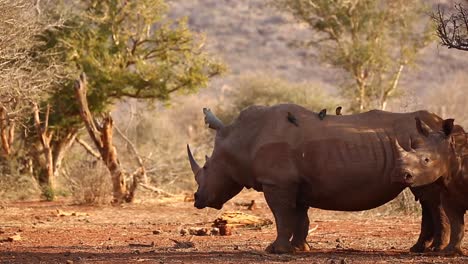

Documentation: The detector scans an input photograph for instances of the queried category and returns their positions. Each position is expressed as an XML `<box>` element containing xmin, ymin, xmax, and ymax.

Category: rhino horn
<box><xmin>203</xmin><ymin>108</ymin><xmax>224</xmax><ymax>131</ymax></box>
<box><xmin>187</xmin><ymin>144</ymin><xmax>200</xmax><ymax>175</ymax></box>
<box><xmin>395</xmin><ymin>138</ymin><xmax>408</xmax><ymax>155</ymax></box>
<box><xmin>415</xmin><ymin>117</ymin><xmax>433</xmax><ymax>137</ymax></box>
<box><xmin>408</xmin><ymin>137</ymin><xmax>416</xmax><ymax>153</ymax></box>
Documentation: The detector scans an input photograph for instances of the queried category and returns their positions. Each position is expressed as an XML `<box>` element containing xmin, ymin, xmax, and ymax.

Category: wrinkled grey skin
<box><xmin>409</xmin><ymin>124</ymin><xmax>467</xmax><ymax>256</ymax></box>
<box><xmin>188</xmin><ymin>104</ymin><xmax>458</xmax><ymax>254</ymax></box>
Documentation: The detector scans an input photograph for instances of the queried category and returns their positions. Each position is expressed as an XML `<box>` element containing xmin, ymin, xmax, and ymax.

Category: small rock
<box><xmin>336</xmin><ymin>238</ymin><xmax>343</xmax><ymax>243</ymax></box>
<box><xmin>64</xmin><ymin>251</ymin><xmax>71</xmax><ymax>256</ymax></box>
<box><xmin>153</xmin><ymin>230</ymin><xmax>163</xmax><ymax>235</ymax></box>
<box><xmin>233</xmin><ymin>245</ymin><xmax>240</xmax><ymax>250</ymax></box>
<box><xmin>179</xmin><ymin>228</ymin><xmax>188</xmax><ymax>236</ymax></box>
<box><xmin>7</xmin><ymin>234</ymin><xmax>21</xmax><ymax>242</ymax></box>
<box><xmin>189</xmin><ymin>227</ymin><xmax>209</xmax><ymax>236</ymax></box>
<box><xmin>210</xmin><ymin>228</ymin><xmax>219</xmax><ymax>236</ymax></box>
<box><xmin>132</xmin><ymin>249</ymin><xmax>141</xmax><ymax>254</ymax></box>
<box><xmin>247</xmin><ymin>200</ymin><xmax>256</xmax><ymax>210</ymax></box>
<box><xmin>66</xmin><ymin>260</ymin><xmax>73</xmax><ymax>264</ymax></box>
<box><xmin>218</xmin><ymin>224</ymin><xmax>232</xmax><ymax>236</ymax></box>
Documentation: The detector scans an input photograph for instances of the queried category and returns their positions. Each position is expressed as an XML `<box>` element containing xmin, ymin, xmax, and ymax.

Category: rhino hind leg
<box><xmin>441</xmin><ymin>204</ymin><xmax>465</xmax><ymax>256</ymax></box>
<box><xmin>263</xmin><ymin>185</ymin><xmax>299</xmax><ymax>254</ymax></box>
<box><xmin>291</xmin><ymin>205</ymin><xmax>311</xmax><ymax>252</ymax></box>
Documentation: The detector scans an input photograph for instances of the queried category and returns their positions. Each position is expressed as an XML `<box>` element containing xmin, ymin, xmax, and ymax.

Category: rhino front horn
<box><xmin>187</xmin><ymin>144</ymin><xmax>200</xmax><ymax>175</ymax></box>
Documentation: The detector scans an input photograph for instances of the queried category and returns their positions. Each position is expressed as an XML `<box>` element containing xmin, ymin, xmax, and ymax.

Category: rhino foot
<box><xmin>410</xmin><ymin>239</ymin><xmax>435</xmax><ymax>253</ymax></box>
<box><xmin>410</xmin><ymin>243</ymin><xmax>430</xmax><ymax>253</ymax></box>
<box><xmin>265</xmin><ymin>241</ymin><xmax>295</xmax><ymax>254</ymax></box>
<box><xmin>292</xmin><ymin>241</ymin><xmax>311</xmax><ymax>252</ymax></box>
<box><xmin>441</xmin><ymin>246</ymin><xmax>464</xmax><ymax>256</ymax></box>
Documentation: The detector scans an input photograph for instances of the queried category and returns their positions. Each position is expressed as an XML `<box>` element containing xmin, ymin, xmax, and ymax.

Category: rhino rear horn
<box><xmin>203</xmin><ymin>108</ymin><xmax>224</xmax><ymax>131</ymax></box>
<box><xmin>187</xmin><ymin>144</ymin><xmax>200</xmax><ymax>175</ymax></box>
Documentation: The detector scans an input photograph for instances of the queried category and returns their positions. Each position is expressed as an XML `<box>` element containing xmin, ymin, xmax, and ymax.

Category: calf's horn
<box><xmin>395</xmin><ymin>138</ymin><xmax>408</xmax><ymax>154</ymax></box>
<box><xmin>187</xmin><ymin>144</ymin><xmax>200</xmax><ymax>175</ymax></box>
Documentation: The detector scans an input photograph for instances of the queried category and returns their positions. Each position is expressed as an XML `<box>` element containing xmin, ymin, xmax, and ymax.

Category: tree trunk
<box><xmin>33</xmin><ymin>103</ymin><xmax>55</xmax><ymax>200</ymax></box>
<box><xmin>101</xmin><ymin>116</ymin><xmax>129</xmax><ymax>204</ymax></box>
<box><xmin>74</xmin><ymin>73</ymin><xmax>137</xmax><ymax>204</ymax></box>
<box><xmin>52</xmin><ymin>130</ymin><xmax>78</xmax><ymax>179</ymax></box>
<box><xmin>0</xmin><ymin>106</ymin><xmax>15</xmax><ymax>156</ymax></box>
<box><xmin>356</xmin><ymin>76</ymin><xmax>366</xmax><ymax>112</ymax></box>
<box><xmin>379</xmin><ymin>64</ymin><xmax>404</xmax><ymax>110</ymax></box>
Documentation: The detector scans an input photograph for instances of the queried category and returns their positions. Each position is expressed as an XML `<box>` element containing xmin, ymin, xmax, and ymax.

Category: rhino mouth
<box><xmin>194</xmin><ymin>200</ymin><xmax>223</xmax><ymax>210</ymax></box>
<box><xmin>210</xmin><ymin>203</ymin><xmax>223</xmax><ymax>210</ymax></box>
<box><xmin>390</xmin><ymin>166</ymin><xmax>415</xmax><ymax>185</ymax></box>
<box><xmin>194</xmin><ymin>200</ymin><xmax>206</xmax><ymax>209</ymax></box>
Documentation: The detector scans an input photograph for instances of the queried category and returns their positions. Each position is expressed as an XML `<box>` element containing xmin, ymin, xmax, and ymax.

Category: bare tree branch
<box><xmin>75</xmin><ymin>137</ymin><xmax>101</xmax><ymax>159</ymax></box>
<box><xmin>114</xmin><ymin>124</ymin><xmax>148</xmax><ymax>184</ymax></box>
<box><xmin>433</xmin><ymin>4</ymin><xmax>468</xmax><ymax>51</ymax></box>
<box><xmin>139</xmin><ymin>183</ymin><xmax>176</xmax><ymax>197</ymax></box>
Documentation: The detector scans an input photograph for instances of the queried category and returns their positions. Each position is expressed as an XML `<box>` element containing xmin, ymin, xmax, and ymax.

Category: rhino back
<box><xmin>216</xmin><ymin>104</ymin><xmax>450</xmax><ymax>210</ymax></box>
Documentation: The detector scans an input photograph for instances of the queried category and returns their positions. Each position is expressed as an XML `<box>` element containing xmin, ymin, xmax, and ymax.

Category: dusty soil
<box><xmin>0</xmin><ymin>190</ymin><xmax>467</xmax><ymax>264</ymax></box>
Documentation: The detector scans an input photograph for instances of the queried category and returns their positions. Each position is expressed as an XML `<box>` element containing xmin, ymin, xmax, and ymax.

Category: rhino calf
<box><xmin>410</xmin><ymin>128</ymin><xmax>467</xmax><ymax>255</ymax></box>
<box><xmin>188</xmin><ymin>104</ymin><xmax>457</xmax><ymax>253</ymax></box>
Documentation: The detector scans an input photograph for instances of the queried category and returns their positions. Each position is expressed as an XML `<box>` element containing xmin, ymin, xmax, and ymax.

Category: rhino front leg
<box><xmin>430</xmin><ymin>203</ymin><xmax>450</xmax><ymax>252</ymax></box>
<box><xmin>410</xmin><ymin>186</ymin><xmax>450</xmax><ymax>253</ymax></box>
<box><xmin>263</xmin><ymin>185</ymin><xmax>298</xmax><ymax>254</ymax></box>
<box><xmin>410</xmin><ymin>201</ymin><xmax>435</xmax><ymax>252</ymax></box>
<box><xmin>291</xmin><ymin>205</ymin><xmax>311</xmax><ymax>252</ymax></box>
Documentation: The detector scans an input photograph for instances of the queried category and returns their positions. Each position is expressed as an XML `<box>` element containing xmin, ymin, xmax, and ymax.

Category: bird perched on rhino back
<box><xmin>287</xmin><ymin>112</ymin><xmax>299</xmax><ymax>127</ymax></box>
<box><xmin>336</xmin><ymin>106</ymin><xmax>342</xmax><ymax>115</ymax></box>
<box><xmin>318</xmin><ymin>109</ymin><xmax>327</xmax><ymax>120</ymax></box>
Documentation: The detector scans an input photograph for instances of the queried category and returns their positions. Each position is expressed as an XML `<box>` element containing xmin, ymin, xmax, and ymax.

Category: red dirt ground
<box><xmin>0</xmin><ymin>190</ymin><xmax>467</xmax><ymax>264</ymax></box>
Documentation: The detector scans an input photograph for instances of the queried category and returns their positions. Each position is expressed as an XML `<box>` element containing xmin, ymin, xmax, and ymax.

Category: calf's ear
<box><xmin>415</xmin><ymin>117</ymin><xmax>433</xmax><ymax>137</ymax></box>
<box><xmin>442</xmin><ymin>118</ymin><xmax>455</xmax><ymax>136</ymax></box>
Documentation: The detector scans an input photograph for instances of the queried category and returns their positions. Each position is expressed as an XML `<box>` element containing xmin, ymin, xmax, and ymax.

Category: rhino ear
<box><xmin>415</xmin><ymin>117</ymin><xmax>433</xmax><ymax>137</ymax></box>
<box><xmin>442</xmin><ymin>118</ymin><xmax>455</xmax><ymax>136</ymax></box>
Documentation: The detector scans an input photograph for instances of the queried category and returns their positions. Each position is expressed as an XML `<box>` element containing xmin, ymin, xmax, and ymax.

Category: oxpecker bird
<box><xmin>318</xmin><ymin>109</ymin><xmax>327</xmax><ymax>120</ymax></box>
<box><xmin>287</xmin><ymin>112</ymin><xmax>299</xmax><ymax>127</ymax></box>
<box><xmin>336</xmin><ymin>106</ymin><xmax>342</xmax><ymax>115</ymax></box>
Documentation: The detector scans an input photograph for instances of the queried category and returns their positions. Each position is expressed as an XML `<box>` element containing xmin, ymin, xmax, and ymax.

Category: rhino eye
<box><xmin>424</xmin><ymin>157</ymin><xmax>430</xmax><ymax>164</ymax></box>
